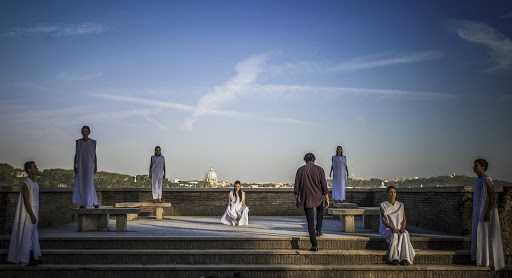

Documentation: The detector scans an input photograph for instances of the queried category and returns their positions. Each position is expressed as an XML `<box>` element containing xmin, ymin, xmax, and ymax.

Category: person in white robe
<box><xmin>329</xmin><ymin>146</ymin><xmax>348</xmax><ymax>202</ymax></box>
<box><xmin>221</xmin><ymin>181</ymin><xmax>249</xmax><ymax>226</ymax></box>
<box><xmin>149</xmin><ymin>146</ymin><xmax>165</xmax><ymax>203</ymax></box>
<box><xmin>379</xmin><ymin>185</ymin><xmax>415</xmax><ymax>265</ymax></box>
<box><xmin>8</xmin><ymin>161</ymin><xmax>42</xmax><ymax>266</ymax></box>
<box><xmin>471</xmin><ymin>159</ymin><xmax>505</xmax><ymax>271</ymax></box>
<box><xmin>72</xmin><ymin>125</ymin><xmax>99</xmax><ymax>208</ymax></box>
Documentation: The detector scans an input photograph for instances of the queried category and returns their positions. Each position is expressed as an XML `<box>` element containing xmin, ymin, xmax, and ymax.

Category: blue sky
<box><xmin>1</xmin><ymin>1</ymin><xmax>511</xmax><ymax>182</ymax></box>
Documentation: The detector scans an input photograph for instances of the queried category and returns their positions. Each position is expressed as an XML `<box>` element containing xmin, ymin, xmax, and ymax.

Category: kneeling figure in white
<box><xmin>221</xmin><ymin>181</ymin><xmax>249</xmax><ymax>226</ymax></box>
<box><xmin>379</xmin><ymin>186</ymin><xmax>415</xmax><ymax>265</ymax></box>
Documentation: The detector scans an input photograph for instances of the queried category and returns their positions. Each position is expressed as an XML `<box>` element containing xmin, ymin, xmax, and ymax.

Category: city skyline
<box><xmin>1</xmin><ymin>1</ymin><xmax>511</xmax><ymax>183</ymax></box>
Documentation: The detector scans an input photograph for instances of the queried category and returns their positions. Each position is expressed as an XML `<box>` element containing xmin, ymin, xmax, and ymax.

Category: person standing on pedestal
<box><xmin>8</xmin><ymin>161</ymin><xmax>42</xmax><ymax>266</ymax></box>
<box><xmin>72</xmin><ymin>125</ymin><xmax>99</xmax><ymax>208</ymax></box>
<box><xmin>329</xmin><ymin>146</ymin><xmax>348</xmax><ymax>203</ymax></box>
<box><xmin>149</xmin><ymin>146</ymin><xmax>165</xmax><ymax>203</ymax></box>
<box><xmin>471</xmin><ymin>159</ymin><xmax>505</xmax><ymax>271</ymax></box>
<box><xmin>294</xmin><ymin>153</ymin><xmax>329</xmax><ymax>251</ymax></box>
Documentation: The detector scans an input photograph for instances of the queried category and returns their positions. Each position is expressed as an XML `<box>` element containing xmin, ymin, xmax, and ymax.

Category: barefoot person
<box><xmin>149</xmin><ymin>146</ymin><xmax>166</xmax><ymax>203</ymax></box>
<box><xmin>329</xmin><ymin>146</ymin><xmax>348</xmax><ymax>202</ymax></box>
<box><xmin>471</xmin><ymin>159</ymin><xmax>505</xmax><ymax>270</ymax></box>
<box><xmin>379</xmin><ymin>186</ymin><xmax>415</xmax><ymax>265</ymax></box>
<box><xmin>8</xmin><ymin>161</ymin><xmax>42</xmax><ymax>266</ymax></box>
<box><xmin>72</xmin><ymin>125</ymin><xmax>99</xmax><ymax>208</ymax></box>
<box><xmin>221</xmin><ymin>181</ymin><xmax>249</xmax><ymax>225</ymax></box>
<box><xmin>294</xmin><ymin>153</ymin><xmax>329</xmax><ymax>251</ymax></box>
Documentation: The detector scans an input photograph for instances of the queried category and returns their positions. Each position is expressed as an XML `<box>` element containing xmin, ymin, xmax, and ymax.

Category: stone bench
<box><xmin>115</xmin><ymin>202</ymin><xmax>171</xmax><ymax>220</ymax></box>
<box><xmin>328</xmin><ymin>207</ymin><xmax>380</xmax><ymax>232</ymax></box>
<box><xmin>74</xmin><ymin>206</ymin><xmax>140</xmax><ymax>232</ymax></box>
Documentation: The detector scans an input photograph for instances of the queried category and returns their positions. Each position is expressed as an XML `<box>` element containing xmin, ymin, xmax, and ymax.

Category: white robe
<box><xmin>471</xmin><ymin>176</ymin><xmax>505</xmax><ymax>270</ymax></box>
<box><xmin>221</xmin><ymin>191</ymin><xmax>249</xmax><ymax>226</ymax></box>
<box><xmin>151</xmin><ymin>155</ymin><xmax>165</xmax><ymax>199</ymax></box>
<box><xmin>8</xmin><ymin>178</ymin><xmax>41</xmax><ymax>265</ymax></box>
<box><xmin>73</xmin><ymin>138</ymin><xmax>98</xmax><ymax>206</ymax></box>
<box><xmin>379</xmin><ymin>201</ymin><xmax>415</xmax><ymax>264</ymax></box>
<box><xmin>332</xmin><ymin>155</ymin><xmax>346</xmax><ymax>201</ymax></box>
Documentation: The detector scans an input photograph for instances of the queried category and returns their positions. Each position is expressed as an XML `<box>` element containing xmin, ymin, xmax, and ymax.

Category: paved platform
<box><xmin>32</xmin><ymin>216</ymin><xmax>465</xmax><ymax>240</ymax></box>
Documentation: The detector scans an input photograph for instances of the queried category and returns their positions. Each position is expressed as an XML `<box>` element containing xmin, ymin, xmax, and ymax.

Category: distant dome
<box><xmin>205</xmin><ymin>167</ymin><xmax>218</xmax><ymax>186</ymax></box>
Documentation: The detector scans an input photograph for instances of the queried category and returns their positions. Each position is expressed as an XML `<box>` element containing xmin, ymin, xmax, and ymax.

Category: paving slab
<box><xmin>25</xmin><ymin>216</ymin><xmax>465</xmax><ymax>240</ymax></box>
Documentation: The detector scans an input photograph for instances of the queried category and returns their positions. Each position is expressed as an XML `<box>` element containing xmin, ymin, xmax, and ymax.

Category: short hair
<box><xmin>234</xmin><ymin>180</ymin><xmax>241</xmax><ymax>185</ymax></box>
<box><xmin>81</xmin><ymin>125</ymin><xmax>91</xmax><ymax>132</ymax></box>
<box><xmin>386</xmin><ymin>185</ymin><xmax>396</xmax><ymax>193</ymax></box>
<box><xmin>474</xmin><ymin>159</ymin><xmax>488</xmax><ymax>171</ymax></box>
<box><xmin>24</xmin><ymin>161</ymin><xmax>35</xmax><ymax>174</ymax></box>
<box><xmin>304</xmin><ymin>153</ymin><xmax>315</xmax><ymax>162</ymax></box>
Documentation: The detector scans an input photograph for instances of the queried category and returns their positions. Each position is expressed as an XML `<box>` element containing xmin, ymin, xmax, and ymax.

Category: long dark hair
<box><xmin>154</xmin><ymin>146</ymin><xmax>161</xmax><ymax>156</ymax></box>
<box><xmin>233</xmin><ymin>180</ymin><xmax>243</xmax><ymax>202</ymax></box>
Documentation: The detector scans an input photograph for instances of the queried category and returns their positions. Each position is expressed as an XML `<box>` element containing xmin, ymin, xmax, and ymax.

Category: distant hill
<box><xmin>0</xmin><ymin>163</ymin><xmax>180</xmax><ymax>188</ymax></box>
<box><xmin>0</xmin><ymin>163</ymin><xmax>510</xmax><ymax>189</ymax></box>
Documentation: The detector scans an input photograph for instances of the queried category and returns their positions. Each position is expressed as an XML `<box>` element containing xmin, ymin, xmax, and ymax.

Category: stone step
<box><xmin>0</xmin><ymin>236</ymin><xmax>470</xmax><ymax>250</ymax></box>
<box><xmin>0</xmin><ymin>249</ymin><xmax>473</xmax><ymax>265</ymax></box>
<box><xmin>1</xmin><ymin>263</ymin><xmax>508</xmax><ymax>278</ymax></box>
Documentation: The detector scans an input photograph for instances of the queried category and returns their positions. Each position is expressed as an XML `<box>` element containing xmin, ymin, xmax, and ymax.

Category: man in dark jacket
<box><xmin>294</xmin><ymin>153</ymin><xmax>329</xmax><ymax>251</ymax></box>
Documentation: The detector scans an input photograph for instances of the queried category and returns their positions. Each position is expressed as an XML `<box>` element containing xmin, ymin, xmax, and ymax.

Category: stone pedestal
<box><xmin>340</xmin><ymin>215</ymin><xmax>355</xmax><ymax>232</ymax></box>
<box><xmin>78</xmin><ymin>214</ymin><xmax>109</xmax><ymax>232</ymax></box>
<box><xmin>156</xmin><ymin>207</ymin><xmax>164</xmax><ymax>220</ymax></box>
<box><xmin>115</xmin><ymin>215</ymin><xmax>128</xmax><ymax>232</ymax></box>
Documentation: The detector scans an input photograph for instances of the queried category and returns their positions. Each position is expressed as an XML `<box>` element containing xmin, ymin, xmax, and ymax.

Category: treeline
<box><xmin>0</xmin><ymin>163</ymin><xmax>510</xmax><ymax>188</ymax></box>
<box><xmin>0</xmin><ymin>163</ymin><xmax>182</xmax><ymax>188</ymax></box>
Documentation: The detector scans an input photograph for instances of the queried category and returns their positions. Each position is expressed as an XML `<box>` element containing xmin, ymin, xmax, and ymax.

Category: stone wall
<box><xmin>0</xmin><ymin>186</ymin><xmax>510</xmax><ymax>251</ymax></box>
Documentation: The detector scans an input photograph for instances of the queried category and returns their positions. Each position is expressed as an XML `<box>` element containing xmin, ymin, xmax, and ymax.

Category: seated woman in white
<box><xmin>221</xmin><ymin>181</ymin><xmax>249</xmax><ymax>226</ymax></box>
<box><xmin>379</xmin><ymin>185</ymin><xmax>415</xmax><ymax>265</ymax></box>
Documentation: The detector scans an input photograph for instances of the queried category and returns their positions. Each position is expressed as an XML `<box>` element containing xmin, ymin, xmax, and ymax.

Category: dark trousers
<box><xmin>304</xmin><ymin>202</ymin><xmax>323</xmax><ymax>247</ymax></box>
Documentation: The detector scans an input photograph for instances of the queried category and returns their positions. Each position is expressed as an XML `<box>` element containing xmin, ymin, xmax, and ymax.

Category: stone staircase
<box><xmin>0</xmin><ymin>236</ymin><xmax>510</xmax><ymax>278</ymax></box>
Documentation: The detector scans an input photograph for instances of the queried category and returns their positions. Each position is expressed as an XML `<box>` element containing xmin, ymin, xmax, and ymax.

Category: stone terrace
<box><xmin>0</xmin><ymin>186</ymin><xmax>511</xmax><ymax>277</ymax></box>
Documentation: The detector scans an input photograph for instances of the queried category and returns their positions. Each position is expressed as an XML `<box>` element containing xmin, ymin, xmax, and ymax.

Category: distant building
<box><xmin>204</xmin><ymin>167</ymin><xmax>218</xmax><ymax>188</ymax></box>
<box><xmin>16</xmin><ymin>171</ymin><xmax>28</xmax><ymax>178</ymax></box>
<box><xmin>169</xmin><ymin>178</ymin><xmax>180</xmax><ymax>183</ymax></box>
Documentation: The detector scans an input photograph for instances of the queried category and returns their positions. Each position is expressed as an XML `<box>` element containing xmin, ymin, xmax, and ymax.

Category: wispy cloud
<box><xmin>268</xmin><ymin>51</ymin><xmax>443</xmax><ymax>74</ymax></box>
<box><xmin>499</xmin><ymin>12</ymin><xmax>512</xmax><ymax>19</ymax></box>
<box><xmin>94</xmin><ymin>53</ymin><xmax>454</xmax><ymax>130</ymax></box>
<box><xmin>332</xmin><ymin>51</ymin><xmax>443</xmax><ymax>71</ymax></box>
<box><xmin>183</xmin><ymin>53</ymin><xmax>269</xmax><ymax>130</ymax></box>
<box><xmin>2</xmin><ymin>23</ymin><xmax>109</xmax><ymax>39</ymax></box>
<box><xmin>255</xmin><ymin>84</ymin><xmax>454</xmax><ymax>99</ymax></box>
<box><xmin>57</xmin><ymin>72</ymin><xmax>104</xmax><ymax>81</ymax></box>
<box><xmin>93</xmin><ymin>94</ymin><xmax>195</xmax><ymax>112</ymax></box>
<box><xmin>0</xmin><ymin>106</ymin><xmax>92</xmax><ymax>123</ymax></box>
<box><xmin>451</xmin><ymin>20</ymin><xmax>512</xmax><ymax>71</ymax></box>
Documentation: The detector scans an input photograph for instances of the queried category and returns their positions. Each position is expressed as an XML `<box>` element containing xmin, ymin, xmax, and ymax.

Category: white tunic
<box><xmin>151</xmin><ymin>155</ymin><xmax>165</xmax><ymax>199</ymax></box>
<box><xmin>8</xmin><ymin>178</ymin><xmax>41</xmax><ymax>265</ymax></box>
<box><xmin>471</xmin><ymin>176</ymin><xmax>505</xmax><ymax>270</ymax></box>
<box><xmin>221</xmin><ymin>191</ymin><xmax>249</xmax><ymax>226</ymax></box>
<box><xmin>72</xmin><ymin>138</ymin><xmax>98</xmax><ymax>206</ymax></box>
<box><xmin>379</xmin><ymin>201</ymin><xmax>415</xmax><ymax>264</ymax></box>
<box><xmin>332</xmin><ymin>155</ymin><xmax>347</xmax><ymax>201</ymax></box>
